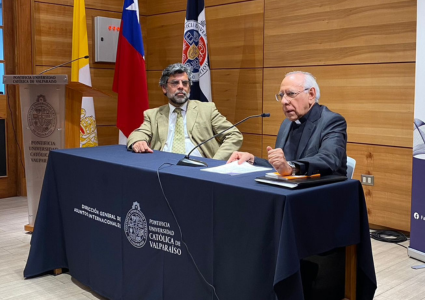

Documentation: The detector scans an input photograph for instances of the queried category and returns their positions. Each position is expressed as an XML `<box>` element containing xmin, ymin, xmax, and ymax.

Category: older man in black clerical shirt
<box><xmin>228</xmin><ymin>71</ymin><xmax>347</xmax><ymax>177</ymax></box>
<box><xmin>228</xmin><ymin>71</ymin><xmax>349</xmax><ymax>300</ymax></box>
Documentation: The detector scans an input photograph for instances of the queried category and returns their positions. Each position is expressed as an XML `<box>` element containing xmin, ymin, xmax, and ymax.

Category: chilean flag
<box><xmin>113</xmin><ymin>0</ymin><xmax>149</xmax><ymax>143</ymax></box>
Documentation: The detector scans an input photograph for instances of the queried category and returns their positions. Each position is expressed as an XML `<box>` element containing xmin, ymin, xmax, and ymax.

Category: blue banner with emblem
<box><xmin>182</xmin><ymin>0</ymin><xmax>212</xmax><ymax>102</ymax></box>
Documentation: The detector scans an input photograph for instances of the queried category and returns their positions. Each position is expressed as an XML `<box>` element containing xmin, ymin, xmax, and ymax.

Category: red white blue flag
<box><xmin>183</xmin><ymin>0</ymin><xmax>212</xmax><ymax>102</ymax></box>
<box><xmin>113</xmin><ymin>0</ymin><xmax>149</xmax><ymax>143</ymax></box>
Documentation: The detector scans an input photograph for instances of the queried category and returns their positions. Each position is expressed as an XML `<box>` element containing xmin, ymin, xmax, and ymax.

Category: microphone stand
<box><xmin>39</xmin><ymin>56</ymin><xmax>90</xmax><ymax>75</ymax></box>
<box><xmin>177</xmin><ymin>113</ymin><xmax>270</xmax><ymax>167</ymax></box>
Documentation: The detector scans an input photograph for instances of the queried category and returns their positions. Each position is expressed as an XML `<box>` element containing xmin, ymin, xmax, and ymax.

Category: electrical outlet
<box><xmin>361</xmin><ymin>175</ymin><xmax>374</xmax><ymax>186</ymax></box>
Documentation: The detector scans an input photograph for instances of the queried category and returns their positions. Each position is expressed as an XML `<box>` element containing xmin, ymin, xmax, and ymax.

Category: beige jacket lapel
<box><xmin>186</xmin><ymin>101</ymin><xmax>198</xmax><ymax>136</ymax></box>
<box><xmin>157</xmin><ymin>105</ymin><xmax>170</xmax><ymax>148</ymax></box>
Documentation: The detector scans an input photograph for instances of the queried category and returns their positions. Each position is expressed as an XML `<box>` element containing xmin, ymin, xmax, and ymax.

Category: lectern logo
<box><xmin>27</xmin><ymin>95</ymin><xmax>56</xmax><ymax>138</ymax></box>
<box><xmin>124</xmin><ymin>202</ymin><xmax>148</xmax><ymax>248</ymax></box>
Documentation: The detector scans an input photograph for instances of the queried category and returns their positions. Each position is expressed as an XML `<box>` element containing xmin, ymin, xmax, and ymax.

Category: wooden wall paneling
<box><xmin>239</xmin><ymin>133</ymin><xmax>263</xmax><ymax>158</ymax></box>
<box><xmin>207</xmin><ymin>0</ymin><xmax>256</xmax><ymax>7</ymax></box>
<box><xmin>34</xmin><ymin>0</ymin><xmax>143</xmax><ymax>14</ymax></box>
<box><xmin>35</xmin><ymin>2</ymin><xmax>122</xmax><ymax>69</ymax></box>
<box><xmin>35</xmin><ymin>3</ymin><xmax>72</xmax><ymax>68</ymax></box>
<box><xmin>313</xmin><ymin>64</ymin><xmax>415</xmax><ymax>148</ymax></box>
<box><xmin>262</xmin><ymin>135</ymin><xmax>276</xmax><ymax>159</ymax></box>
<box><xmin>147</xmin><ymin>0</ymin><xmax>253</xmax><ymax>16</ymax></box>
<box><xmin>146</xmin><ymin>0</ymin><xmax>264</xmax><ymax>70</ymax></box>
<box><xmin>147</xmin><ymin>0</ymin><xmax>186</xmax><ymax>16</ymax></box>
<box><xmin>263</xmin><ymin>68</ymin><xmax>289</xmax><ymax>137</ymax></box>
<box><xmin>34</xmin><ymin>0</ymin><xmax>73</xmax><ymax>7</ymax></box>
<box><xmin>146</xmin><ymin>11</ymin><xmax>186</xmax><ymax>70</ymax></box>
<box><xmin>90</xmin><ymin>68</ymin><xmax>118</xmax><ymax>125</ymax></box>
<box><xmin>0</xmin><ymin>96</ymin><xmax>6</xmax><ymax>118</ymax></box>
<box><xmin>0</xmin><ymin>0</ymin><xmax>19</xmax><ymax>198</ymax></box>
<box><xmin>97</xmin><ymin>125</ymin><xmax>119</xmax><ymax>145</ymax></box>
<box><xmin>206</xmin><ymin>0</ymin><xmax>263</xmax><ymax>69</ymax></box>
<box><xmin>211</xmin><ymin>69</ymin><xmax>262</xmax><ymax>134</ymax></box>
<box><xmin>347</xmin><ymin>143</ymin><xmax>412</xmax><ymax>231</ymax></box>
<box><xmin>147</xmin><ymin>71</ymin><xmax>169</xmax><ymax>108</ymax></box>
<box><xmin>263</xmin><ymin>64</ymin><xmax>415</xmax><ymax>147</ymax></box>
<box><xmin>17</xmin><ymin>0</ymin><xmax>35</xmax><ymax>74</ymax></box>
<box><xmin>139</xmin><ymin>0</ymin><xmax>148</xmax><ymax>15</ymax></box>
<box><xmin>264</xmin><ymin>0</ymin><xmax>416</xmax><ymax>67</ymax></box>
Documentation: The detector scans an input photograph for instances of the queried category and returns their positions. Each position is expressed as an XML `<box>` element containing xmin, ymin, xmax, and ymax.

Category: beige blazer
<box><xmin>127</xmin><ymin>100</ymin><xmax>243</xmax><ymax>161</ymax></box>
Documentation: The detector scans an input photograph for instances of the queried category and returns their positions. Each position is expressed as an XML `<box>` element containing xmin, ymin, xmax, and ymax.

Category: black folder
<box><xmin>255</xmin><ymin>174</ymin><xmax>347</xmax><ymax>189</ymax></box>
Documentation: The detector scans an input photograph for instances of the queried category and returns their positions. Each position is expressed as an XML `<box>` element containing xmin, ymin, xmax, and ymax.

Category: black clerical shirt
<box><xmin>283</xmin><ymin>104</ymin><xmax>321</xmax><ymax>174</ymax></box>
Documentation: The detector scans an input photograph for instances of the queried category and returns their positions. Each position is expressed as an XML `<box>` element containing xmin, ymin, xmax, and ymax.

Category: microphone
<box><xmin>38</xmin><ymin>56</ymin><xmax>89</xmax><ymax>75</ymax></box>
<box><xmin>177</xmin><ymin>113</ymin><xmax>271</xmax><ymax>167</ymax></box>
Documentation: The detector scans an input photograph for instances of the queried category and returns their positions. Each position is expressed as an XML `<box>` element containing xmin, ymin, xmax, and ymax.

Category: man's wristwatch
<box><xmin>287</xmin><ymin>161</ymin><xmax>297</xmax><ymax>176</ymax></box>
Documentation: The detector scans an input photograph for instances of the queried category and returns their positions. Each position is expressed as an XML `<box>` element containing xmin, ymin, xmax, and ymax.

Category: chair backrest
<box><xmin>346</xmin><ymin>156</ymin><xmax>356</xmax><ymax>179</ymax></box>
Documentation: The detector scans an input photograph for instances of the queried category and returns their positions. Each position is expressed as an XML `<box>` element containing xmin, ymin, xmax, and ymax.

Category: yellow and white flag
<box><xmin>71</xmin><ymin>0</ymin><xmax>98</xmax><ymax>147</ymax></box>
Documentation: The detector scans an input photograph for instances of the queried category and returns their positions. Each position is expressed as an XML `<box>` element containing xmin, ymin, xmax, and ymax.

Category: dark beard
<box><xmin>168</xmin><ymin>92</ymin><xmax>190</xmax><ymax>106</ymax></box>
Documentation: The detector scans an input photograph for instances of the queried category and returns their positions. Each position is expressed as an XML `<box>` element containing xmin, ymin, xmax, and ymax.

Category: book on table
<box><xmin>255</xmin><ymin>174</ymin><xmax>347</xmax><ymax>189</ymax></box>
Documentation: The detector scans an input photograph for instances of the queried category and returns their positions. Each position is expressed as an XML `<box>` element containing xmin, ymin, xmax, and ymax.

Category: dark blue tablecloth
<box><xmin>24</xmin><ymin>145</ymin><xmax>376</xmax><ymax>300</ymax></box>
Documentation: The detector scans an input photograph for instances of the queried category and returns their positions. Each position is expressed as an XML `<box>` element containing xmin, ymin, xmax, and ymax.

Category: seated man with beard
<box><xmin>127</xmin><ymin>63</ymin><xmax>243</xmax><ymax>161</ymax></box>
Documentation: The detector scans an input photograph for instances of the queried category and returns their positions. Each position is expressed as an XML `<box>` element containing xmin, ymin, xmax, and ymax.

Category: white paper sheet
<box><xmin>201</xmin><ymin>161</ymin><xmax>272</xmax><ymax>175</ymax></box>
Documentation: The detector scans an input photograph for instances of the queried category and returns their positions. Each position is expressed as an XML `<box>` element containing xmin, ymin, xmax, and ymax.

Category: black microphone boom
<box><xmin>38</xmin><ymin>56</ymin><xmax>90</xmax><ymax>75</ymax></box>
<box><xmin>177</xmin><ymin>113</ymin><xmax>271</xmax><ymax>167</ymax></box>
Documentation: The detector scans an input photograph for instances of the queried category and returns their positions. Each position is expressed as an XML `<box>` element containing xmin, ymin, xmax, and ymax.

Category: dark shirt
<box><xmin>284</xmin><ymin>104</ymin><xmax>321</xmax><ymax>174</ymax></box>
<box><xmin>283</xmin><ymin>105</ymin><xmax>316</xmax><ymax>161</ymax></box>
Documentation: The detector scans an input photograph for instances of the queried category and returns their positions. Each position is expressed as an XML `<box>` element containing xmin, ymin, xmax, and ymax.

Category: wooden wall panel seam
<box><xmin>347</xmin><ymin>142</ymin><xmax>413</xmax><ymax>150</ymax></box>
<box><xmin>261</xmin><ymin>61</ymin><xmax>417</xmax><ymax>69</ymax></box>
<box><xmin>33</xmin><ymin>1</ymin><xmax>129</xmax><ymax>15</ymax></box>
<box><xmin>146</xmin><ymin>0</ymin><xmax>258</xmax><ymax>16</ymax></box>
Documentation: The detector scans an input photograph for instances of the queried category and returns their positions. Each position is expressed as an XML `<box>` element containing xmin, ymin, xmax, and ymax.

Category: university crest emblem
<box><xmin>124</xmin><ymin>202</ymin><xmax>148</xmax><ymax>248</ymax></box>
<box><xmin>182</xmin><ymin>19</ymin><xmax>208</xmax><ymax>82</ymax></box>
<box><xmin>27</xmin><ymin>95</ymin><xmax>57</xmax><ymax>138</ymax></box>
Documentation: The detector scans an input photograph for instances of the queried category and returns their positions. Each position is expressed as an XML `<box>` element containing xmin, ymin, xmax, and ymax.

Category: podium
<box><xmin>3</xmin><ymin>75</ymin><xmax>110</xmax><ymax>231</ymax></box>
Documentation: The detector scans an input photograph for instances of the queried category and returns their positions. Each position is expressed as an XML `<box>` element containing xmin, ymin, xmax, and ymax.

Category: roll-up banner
<box><xmin>408</xmin><ymin>0</ymin><xmax>425</xmax><ymax>262</ymax></box>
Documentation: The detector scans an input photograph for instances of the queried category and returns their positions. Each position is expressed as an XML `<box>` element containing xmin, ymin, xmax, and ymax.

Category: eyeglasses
<box><xmin>275</xmin><ymin>88</ymin><xmax>310</xmax><ymax>101</ymax></box>
<box><xmin>167</xmin><ymin>80</ymin><xmax>190</xmax><ymax>87</ymax></box>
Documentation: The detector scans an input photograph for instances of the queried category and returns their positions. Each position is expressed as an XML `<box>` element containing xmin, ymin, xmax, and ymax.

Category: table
<box><xmin>24</xmin><ymin>145</ymin><xmax>376</xmax><ymax>300</ymax></box>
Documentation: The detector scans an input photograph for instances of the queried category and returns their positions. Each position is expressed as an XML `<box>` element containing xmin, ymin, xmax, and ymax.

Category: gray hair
<box><xmin>285</xmin><ymin>71</ymin><xmax>321</xmax><ymax>103</ymax></box>
<box><xmin>159</xmin><ymin>63</ymin><xmax>193</xmax><ymax>87</ymax></box>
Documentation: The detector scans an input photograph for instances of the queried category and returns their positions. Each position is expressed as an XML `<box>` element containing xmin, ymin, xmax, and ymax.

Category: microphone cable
<box><xmin>370</xmin><ymin>230</ymin><xmax>408</xmax><ymax>249</ymax></box>
<box><xmin>156</xmin><ymin>162</ymin><xmax>221</xmax><ymax>300</ymax></box>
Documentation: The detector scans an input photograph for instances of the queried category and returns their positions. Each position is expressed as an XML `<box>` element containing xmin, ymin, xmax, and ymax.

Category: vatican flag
<box><xmin>71</xmin><ymin>0</ymin><xmax>98</xmax><ymax>147</ymax></box>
